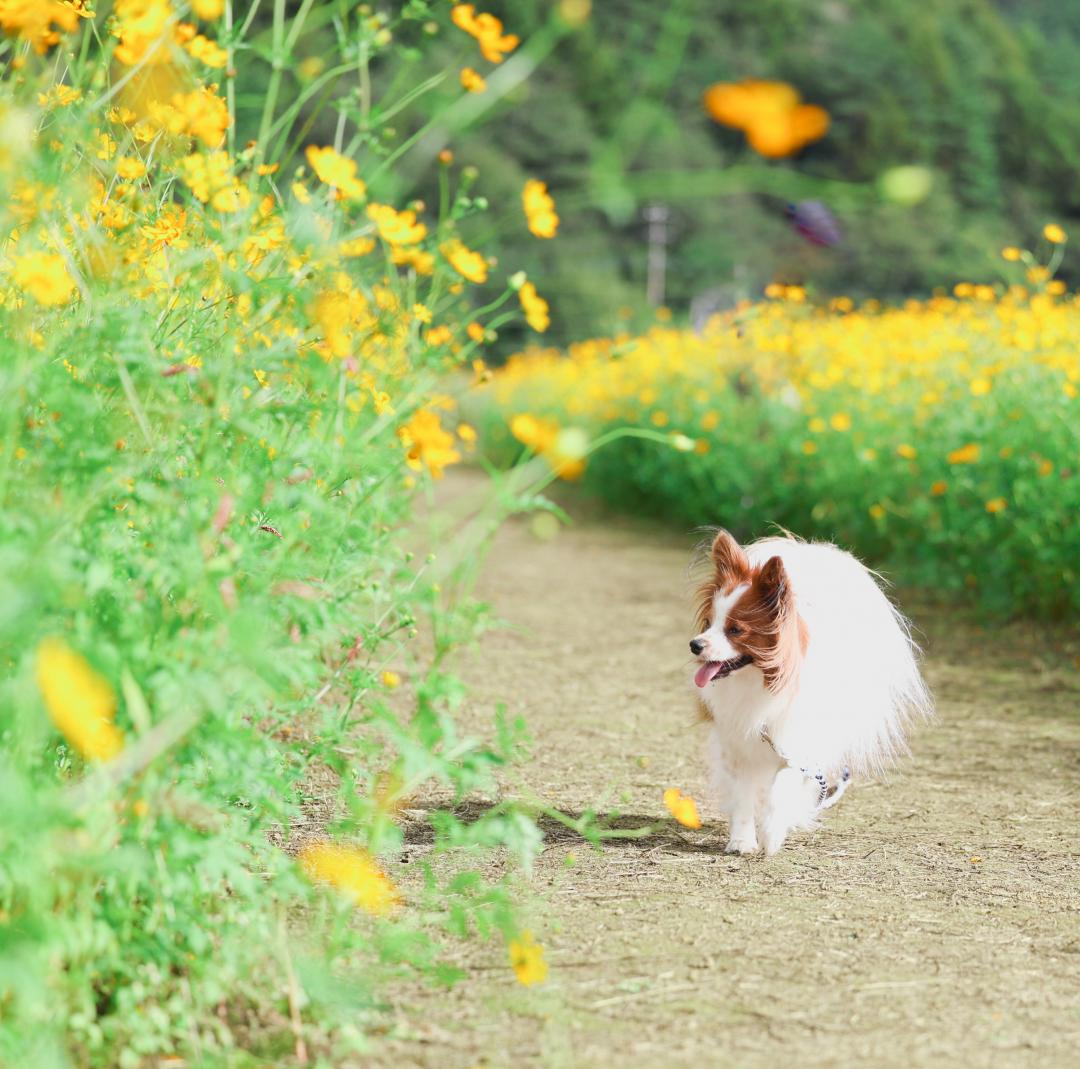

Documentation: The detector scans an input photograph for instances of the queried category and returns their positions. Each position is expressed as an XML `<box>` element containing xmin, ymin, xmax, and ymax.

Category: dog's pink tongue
<box><xmin>694</xmin><ymin>661</ymin><xmax>723</xmax><ymax>688</ymax></box>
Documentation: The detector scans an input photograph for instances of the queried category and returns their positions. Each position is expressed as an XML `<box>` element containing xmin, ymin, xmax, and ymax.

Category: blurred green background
<box><xmin>337</xmin><ymin>0</ymin><xmax>1080</xmax><ymax>349</ymax></box>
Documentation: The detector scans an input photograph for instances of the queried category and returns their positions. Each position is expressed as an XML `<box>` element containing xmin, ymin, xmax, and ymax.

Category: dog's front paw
<box><xmin>724</xmin><ymin>836</ymin><xmax>759</xmax><ymax>855</ymax></box>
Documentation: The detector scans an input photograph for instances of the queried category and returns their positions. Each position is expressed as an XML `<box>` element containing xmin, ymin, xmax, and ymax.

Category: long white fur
<box><xmin>693</xmin><ymin>536</ymin><xmax>933</xmax><ymax>854</ymax></box>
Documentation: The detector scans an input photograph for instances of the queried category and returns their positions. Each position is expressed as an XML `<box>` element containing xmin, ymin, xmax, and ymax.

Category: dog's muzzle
<box><xmin>693</xmin><ymin>654</ymin><xmax>753</xmax><ymax>688</ymax></box>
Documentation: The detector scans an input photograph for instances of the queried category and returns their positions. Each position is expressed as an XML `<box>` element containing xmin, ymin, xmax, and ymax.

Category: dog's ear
<box><xmin>755</xmin><ymin>555</ymin><xmax>791</xmax><ymax>613</ymax></box>
<box><xmin>711</xmin><ymin>529</ymin><xmax>750</xmax><ymax>582</ymax></box>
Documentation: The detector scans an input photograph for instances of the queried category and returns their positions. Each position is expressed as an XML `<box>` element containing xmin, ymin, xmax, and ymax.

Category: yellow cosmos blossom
<box><xmin>930</xmin><ymin>480</ymin><xmax>948</xmax><ymax>496</ymax></box>
<box><xmin>522</xmin><ymin>179</ymin><xmax>559</xmax><ymax>238</ymax></box>
<box><xmin>381</xmin><ymin>670</ymin><xmax>401</xmax><ymax>689</ymax></box>
<box><xmin>519</xmin><ymin>281</ymin><xmax>550</xmax><ymax>332</ymax></box>
<box><xmin>457</xmin><ymin>423</ymin><xmax>478</xmax><ymax>442</ymax></box>
<box><xmin>367</xmin><ymin>203</ymin><xmax>427</xmax><ymax>245</ymax></box>
<box><xmin>985</xmin><ymin>497</ymin><xmax>1007</xmax><ymax>513</ymax></box>
<box><xmin>451</xmin><ymin>4</ymin><xmax>519</xmax><ymax>64</ymax></box>
<box><xmin>1001</xmin><ymin>246</ymin><xmax>1022</xmax><ymax>262</ymax></box>
<box><xmin>663</xmin><ymin>787</ymin><xmax>702</xmax><ymax>829</ymax></box>
<box><xmin>507</xmin><ymin>931</ymin><xmax>548</xmax><ymax>986</ymax></box>
<box><xmin>947</xmin><ymin>443</ymin><xmax>980</xmax><ymax>465</ymax></box>
<box><xmin>441</xmin><ymin>239</ymin><xmax>488</xmax><ymax>283</ymax></box>
<box><xmin>113</xmin><ymin>0</ymin><xmax>175</xmax><ymax>66</ymax></box>
<box><xmin>116</xmin><ymin>156</ymin><xmax>147</xmax><ymax>180</ymax></box>
<box><xmin>192</xmin><ymin>0</ymin><xmax>224</xmax><ymax>17</ymax></box>
<box><xmin>0</xmin><ymin>0</ymin><xmax>90</xmax><ymax>54</ymax></box>
<box><xmin>399</xmin><ymin>408</ymin><xmax>461</xmax><ymax>479</ymax></box>
<box><xmin>305</xmin><ymin>146</ymin><xmax>367</xmax><ymax>201</ymax></box>
<box><xmin>35</xmin><ymin>638</ymin><xmax>124</xmax><ymax>762</ymax></box>
<box><xmin>896</xmin><ymin>443</ymin><xmax>917</xmax><ymax>459</ymax></box>
<box><xmin>460</xmin><ymin>67</ymin><xmax>487</xmax><ymax>93</ymax></box>
<box><xmin>1043</xmin><ymin>223</ymin><xmax>1066</xmax><ymax>244</ymax></box>
<box><xmin>970</xmin><ymin>377</ymin><xmax>992</xmax><ymax>396</ymax></box>
<box><xmin>12</xmin><ymin>251</ymin><xmax>77</xmax><ymax>306</ymax></box>
<box><xmin>298</xmin><ymin>842</ymin><xmax>400</xmax><ymax>915</ymax></box>
<box><xmin>186</xmin><ymin>33</ymin><xmax>228</xmax><ymax>68</ymax></box>
<box><xmin>829</xmin><ymin>412</ymin><xmax>852</xmax><ymax>431</ymax></box>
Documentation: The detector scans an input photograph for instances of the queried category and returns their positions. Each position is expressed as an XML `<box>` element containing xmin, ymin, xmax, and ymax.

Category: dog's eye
<box><xmin>726</xmin><ymin>623</ymin><xmax>743</xmax><ymax>636</ymax></box>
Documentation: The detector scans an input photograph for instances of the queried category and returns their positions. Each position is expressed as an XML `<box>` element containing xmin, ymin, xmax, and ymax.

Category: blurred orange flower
<box><xmin>663</xmin><ymin>787</ymin><xmax>702</xmax><ymax>829</ymax></box>
<box><xmin>703</xmin><ymin>79</ymin><xmax>829</xmax><ymax>158</ymax></box>
<box><xmin>451</xmin><ymin>4</ymin><xmax>518</xmax><ymax>64</ymax></box>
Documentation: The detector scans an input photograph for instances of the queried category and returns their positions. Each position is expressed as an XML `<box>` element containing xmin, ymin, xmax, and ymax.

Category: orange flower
<box><xmin>947</xmin><ymin>443</ymin><xmax>980</xmax><ymax>465</ymax></box>
<box><xmin>703</xmin><ymin>79</ymin><xmax>829</xmax><ymax>159</ymax></box>
<box><xmin>441</xmin><ymin>238</ymin><xmax>488</xmax><ymax>283</ymax></box>
<box><xmin>459</xmin><ymin>67</ymin><xmax>487</xmax><ymax>93</ymax></box>
<box><xmin>663</xmin><ymin>787</ymin><xmax>701</xmax><ymax>829</ymax></box>
<box><xmin>305</xmin><ymin>146</ymin><xmax>367</xmax><ymax>201</ymax></box>
<box><xmin>451</xmin><ymin>4</ymin><xmax>518</xmax><ymax>64</ymax></box>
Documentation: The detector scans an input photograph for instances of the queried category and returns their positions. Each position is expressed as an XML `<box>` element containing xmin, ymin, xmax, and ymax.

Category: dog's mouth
<box><xmin>693</xmin><ymin>654</ymin><xmax>753</xmax><ymax>688</ymax></box>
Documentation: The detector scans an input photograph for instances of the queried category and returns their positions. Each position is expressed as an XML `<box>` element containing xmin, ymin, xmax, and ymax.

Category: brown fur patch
<box><xmin>694</xmin><ymin>534</ymin><xmax>805</xmax><ymax>694</ymax></box>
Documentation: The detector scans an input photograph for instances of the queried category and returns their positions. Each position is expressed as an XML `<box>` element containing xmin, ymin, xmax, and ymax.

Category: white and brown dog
<box><xmin>690</xmin><ymin>530</ymin><xmax>932</xmax><ymax>855</ymax></box>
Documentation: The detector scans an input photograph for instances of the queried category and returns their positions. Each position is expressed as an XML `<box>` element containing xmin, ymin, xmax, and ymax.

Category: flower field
<box><xmin>0</xmin><ymin>3</ymin><xmax>571</xmax><ymax>1065</ymax></box>
<box><xmin>479</xmin><ymin>273</ymin><xmax>1080</xmax><ymax>616</ymax></box>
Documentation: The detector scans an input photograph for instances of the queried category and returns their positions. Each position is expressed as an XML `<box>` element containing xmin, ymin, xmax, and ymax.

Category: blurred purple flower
<box><xmin>786</xmin><ymin>200</ymin><xmax>842</xmax><ymax>247</ymax></box>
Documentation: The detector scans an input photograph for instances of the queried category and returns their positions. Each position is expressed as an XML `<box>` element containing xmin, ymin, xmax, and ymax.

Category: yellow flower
<box><xmin>186</xmin><ymin>33</ymin><xmax>228</xmax><ymax>67</ymax></box>
<box><xmin>869</xmin><ymin>503</ymin><xmax>886</xmax><ymax>520</ymax></box>
<box><xmin>519</xmin><ymin>281</ymin><xmax>550</xmax><ymax>332</ymax></box>
<box><xmin>441</xmin><ymin>239</ymin><xmax>488</xmax><ymax>283</ymax></box>
<box><xmin>399</xmin><ymin>408</ymin><xmax>461</xmax><ymax>479</ymax></box>
<box><xmin>510</xmin><ymin>413</ymin><xmax>557</xmax><ymax>452</ymax></box>
<box><xmin>947</xmin><ymin>443</ymin><xmax>980</xmax><ymax>465</ymax></box>
<box><xmin>663</xmin><ymin>787</ymin><xmax>702</xmax><ymax>829</ymax></box>
<box><xmin>1043</xmin><ymin>223</ymin><xmax>1067</xmax><ymax>244</ymax></box>
<box><xmin>460</xmin><ymin>67</ymin><xmax>487</xmax><ymax>93</ymax></box>
<box><xmin>829</xmin><ymin>412</ymin><xmax>851</xmax><ymax>432</ymax></box>
<box><xmin>35</xmin><ymin>638</ymin><xmax>124</xmax><ymax>762</ymax></box>
<box><xmin>368</xmin><ymin>203</ymin><xmax>427</xmax><ymax>245</ymax></box>
<box><xmin>305</xmin><ymin>146</ymin><xmax>367</xmax><ymax>201</ymax></box>
<box><xmin>985</xmin><ymin>497</ymin><xmax>1007</xmax><ymax>514</ymax></box>
<box><xmin>930</xmin><ymin>480</ymin><xmax>948</xmax><ymax>497</ymax></box>
<box><xmin>467</xmin><ymin>321</ymin><xmax>486</xmax><ymax>343</ymax></box>
<box><xmin>381</xmin><ymin>669</ymin><xmax>401</xmax><ymax>689</ymax></box>
<box><xmin>412</xmin><ymin>302</ymin><xmax>432</xmax><ymax>324</ymax></box>
<box><xmin>457</xmin><ymin>423</ymin><xmax>478</xmax><ymax>443</ymax></box>
<box><xmin>192</xmin><ymin>0</ymin><xmax>224</xmax><ymax>17</ymax></box>
<box><xmin>1001</xmin><ymin>246</ymin><xmax>1022</xmax><ymax>262</ymax></box>
<box><xmin>12</xmin><ymin>251</ymin><xmax>77</xmax><ymax>306</ymax></box>
<box><xmin>507</xmin><ymin>931</ymin><xmax>548</xmax><ymax>986</ymax></box>
<box><xmin>116</xmin><ymin>156</ymin><xmax>147</xmax><ymax>180</ymax></box>
<box><xmin>896</xmin><ymin>443</ymin><xmax>917</xmax><ymax>459</ymax></box>
<box><xmin>0</xmin><ymin>0</ymin><xmax>89</xmax><ymax>54</ymax></box>
<box><xmin>969</xmin><ymin>377</ymin><xmax>992</xmax><ymax>396</ymax></box>
<box><xmin>426</xmin><ymin>324</ymin><xmax>453</xmax><ymax>347</ymax></box>
<box><xmin>451</xmin><ymin>4</ymin><xmax>519</xmax><ymax>64</ymax></box>
<box><xmin>801</xmin><ymin>440</ymin><xmax>817</xmax><ymax>455</ymax></box>
<box><xmin>1037</xmin><ymin>458</ymin><xmax>1053</xmax><ymax>477</ymax></box>
<box><xmin>298</xmin><ymin>842</ymin><xmax>399</xmax><ymax>915</ymax></box>
<box><xmin>522</xmin><ymin>179</ymin><xmax>559</xmax><ymax>238</ymax></box>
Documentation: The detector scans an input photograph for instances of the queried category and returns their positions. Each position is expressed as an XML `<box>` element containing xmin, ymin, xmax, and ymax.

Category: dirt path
<box><xmin>383</xmin><ymin>474</ymin><xmax>1080</xmax><ymax>1069</ymax></box>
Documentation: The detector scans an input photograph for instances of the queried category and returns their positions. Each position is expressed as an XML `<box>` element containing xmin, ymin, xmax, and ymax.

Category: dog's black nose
<box><xmin>689</xmin><ymin>639</ymin><xmax>704</xmax><ymax>656</ymax></box>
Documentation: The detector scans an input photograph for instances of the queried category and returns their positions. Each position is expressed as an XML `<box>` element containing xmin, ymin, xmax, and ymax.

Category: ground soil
<box><xmin>375</xmin><ymin>472</ymin><xmax>1080</xmax><ymax>1069</ymax></box>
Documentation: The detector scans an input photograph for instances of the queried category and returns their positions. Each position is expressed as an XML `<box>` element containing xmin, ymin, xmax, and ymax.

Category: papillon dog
<box><xmin>689</xmin><ymin>529</ymin><xmax>932</xmax><ymax>855</ymax></box>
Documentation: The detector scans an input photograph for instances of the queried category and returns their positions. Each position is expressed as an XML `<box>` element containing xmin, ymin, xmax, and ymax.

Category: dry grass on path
<box><xmin>376</xmin><ymin>473</ymin><xmax>1080</xmax><ymax>1069</ymax></box>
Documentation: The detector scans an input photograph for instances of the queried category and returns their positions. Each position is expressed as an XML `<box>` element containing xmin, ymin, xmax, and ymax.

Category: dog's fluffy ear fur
<box><xmin>746</xmin><ymin>555</ymin><xmax>802</xmax><ymax>693</ymax></box>
<box><xmin>710</xmin><ymin>530</ymin><xmax>750</xmax><ymax>586</ymax></box>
